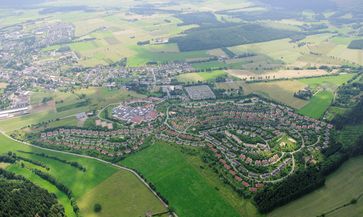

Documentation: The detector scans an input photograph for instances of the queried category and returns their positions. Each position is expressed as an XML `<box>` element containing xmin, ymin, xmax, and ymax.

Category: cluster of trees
<box><xmin>17</xmin><ymin>156</ymin><xmax>50</xmax><ymax>170</ymax></box>
<box><xmin>18</xmin><ymin>151</ymin><xmax>86</xmax><ymax>172</ymax></box>
<box><xmin>334</xmin><ymin>75</ymin><xmax>363</xmax><ymax>107</ymax></box>
<box><xmin>254</xmin><ymin>167</ymin><xmax>325</xmax><ymax>213</ymax></box>
<box><xmin>0</xmin><ymin>152</ymin><xmax>16</xmax><ymax>163</ymax></box>
<box><xmin>294</xmin><ymin>88</ymin><xmax>313</xmax><ymax>100</ymax></box>
<box><xmin>31</xmin><ymin>169</ymin><xmax>81</xmax><ymax>216</ymax></box>
<box><xmin>0</xmin><ymin>169</ymin><xmax>65</xmax><ymax>217</ymax></box>
<box><xmin>332</xmin><ymin>96</ymin><xmax>363</xmax><ymax>130</ymax></box>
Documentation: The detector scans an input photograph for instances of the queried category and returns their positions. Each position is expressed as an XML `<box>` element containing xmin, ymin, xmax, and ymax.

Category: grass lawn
<box><xmin>298</xmin><ymin>90</ymin><xmax>334</xmax><ymax>119</ymax></box>
<box><xmin>0</xmin><ymin>134</ymin><xmax>166</xmax><ymax>217</ymax></box>
<box><xmin>268</xmin><ymin>156</ymin><xmax>363</xmax><ymax>217</ymax></box>
<box><xmin>176</xmin><ymin>70</ymin><xmax>227</xmax><ymax>83</ymax></box>
<box><xmin>121</xmin><ymin>142</ymin><xmax>263</xmax><ymax>217</ymax></box>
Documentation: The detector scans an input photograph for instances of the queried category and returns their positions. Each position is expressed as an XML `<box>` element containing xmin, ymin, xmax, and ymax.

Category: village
<box><xmin>28</xmin><ymin>95</ymin><xmax>333</xmax><ymax>194</ymax></box>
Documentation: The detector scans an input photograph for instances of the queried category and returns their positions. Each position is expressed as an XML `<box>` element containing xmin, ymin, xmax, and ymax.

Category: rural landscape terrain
<box><xmin>0</xmin><ymin>0</ymin><xmax>363</xmax><ymax>217</ymax></box>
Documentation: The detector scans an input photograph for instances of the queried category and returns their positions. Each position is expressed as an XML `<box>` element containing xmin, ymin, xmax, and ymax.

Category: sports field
<box><xmin>268</xmin><ymin>156</ymin><xmax>363</xmax><ymax>217</ymax></box>
<box><xmin>0</xmin><ymin>134</ymin><xmax>167</xmax><ymax>217</ymax></box>
<box><xmin>122</xmin><ymin>142</ymin><xmax>262</xmax><ymax>217</ymax></box>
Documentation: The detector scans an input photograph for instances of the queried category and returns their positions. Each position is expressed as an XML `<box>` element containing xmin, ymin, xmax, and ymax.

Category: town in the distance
<box><xmin>0</xmin><ymin>1</ymin><xmax>363</xmax><ymax>217</ymax></box>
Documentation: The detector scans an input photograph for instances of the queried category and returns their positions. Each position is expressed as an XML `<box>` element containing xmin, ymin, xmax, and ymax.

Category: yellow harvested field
<box><xmin>0</xmin><ymin>82</ymin><xmax>7</xmax><ymax>89</ymax></box>
<box><xmin>328</xmin><ymin>45</ymin><xmax>363</xmax><ymax>65</ymax></box>
<box><xmin>0</xmin><ymin>162</ymin><xmax>9</xmax><ymax>169</ymax></box>
<box><xmin>207</xmin><ymin>48</ymin><xmax>227</xmax><ymax>57</ymax></box>
<box><xmin>226</xmin><ymin>69</ymin><xmax>332</xmax><ymax>81</ymax></box>
<box><xmin>217</xmin><ymin>80</ymin><xmax>308</xmax><ymax>109</ymax></box>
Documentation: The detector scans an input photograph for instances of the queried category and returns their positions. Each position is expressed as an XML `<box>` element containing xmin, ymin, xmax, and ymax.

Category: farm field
<box><xmin>78</xmin><ymin>171</ymin><xmax>167</xmax><ymax>217</ymax></box>
<box><xmin>299</xmin><ymin>73</ymin><xmax>355</xmax><ymax>91</ymax></box>
<box><xmin>268</xmin><ymin>156</ymin><xmax>363</xmax><ymax>217</ymax></box>
<box><xmin>176</xmin><ymin>70</ymin><xmax>227</xmax><ymax>83</ymax></box>
<box><xmin>298</xmin><ymin>90</ymin><xmax>334</xmax><ymax>119</ymax></box>
<box><xmin>121</xmin><ymin>142</ymin><xmax>262</xmax><ymax>217</ymax></box>
<box><xmin>0</xmin><ymin>133</ymin><xmax>167</xmax><ymax>217</ymax></box>
<box><xmin>226</xmin><ymin>69</ymin><xmax>331</xmax><ymax>81</ymax></box>
<box><xmin>240</xmin><ymin>80</ymin><xmax>308</xmax><ymax>109</ymax></box>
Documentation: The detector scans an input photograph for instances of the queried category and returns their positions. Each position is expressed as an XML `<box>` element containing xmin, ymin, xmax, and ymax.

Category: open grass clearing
<box><xmin>122</xmin><ymin>142</ymin><xmax>262</xmax><ymax>217</ymax></box>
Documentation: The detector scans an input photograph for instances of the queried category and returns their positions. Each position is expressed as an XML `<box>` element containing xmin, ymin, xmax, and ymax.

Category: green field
<box><xmin>298</xmin><ymin>90</ymin><xmax>334</xmax><ymax>119</ymax></box>
<box><xmin>176</xmin><ymin>70</ymin><xmax>227</xmax><ymax>83</ymax></box>
<box><xmin>269</xmin><ymin>156</ymin><xmax>363</xmax><ymax>217</ymax></box>
<box><xmin>0</xmin><ymin>134</ymin><xmax>167</xmax><ymax>217</ymax></box>
<box><xmin>122</xmin><ymin>142</ymin><xmax>262</xmax><ymax>217</ymax></box>
<box><xmin>191</xmin><ymin>61</ymin><xmax>228</xmax><ymax>70</ymax></box>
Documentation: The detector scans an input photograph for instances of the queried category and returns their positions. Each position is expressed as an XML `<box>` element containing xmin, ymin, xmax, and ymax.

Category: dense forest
<box><xmin>332</xmin><ymin>96</ymin><xmax>363</xmax><ymax>129</ymax></box>
<box><xmin>170</xmin><ymin>24</ymin><xmax>297</xmax><ymax>51</ymax></box>
<box><xmin>0</xmin><ymin>169</ymin><xmax>65</xmax><ymax>217</ymax></box>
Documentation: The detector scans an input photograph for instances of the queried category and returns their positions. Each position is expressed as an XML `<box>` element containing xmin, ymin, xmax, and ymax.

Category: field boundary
<box><xmin>0</xmin><ymin>131</ymin><xmax>175</xmax><ymax>217</ymax></box>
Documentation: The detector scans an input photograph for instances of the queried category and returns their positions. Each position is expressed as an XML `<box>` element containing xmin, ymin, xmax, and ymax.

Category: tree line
<box><xmin>0</xmin><ymin>169</ymin><xmax>65</xmax><ymax>217</ymax></box>
<box><xmin>31</xmin><ymin>168</ymin><xmax>81</xmax><ymax>217</ymax></box>
<box><xmin>18</xmin><ymin>150</ymin><xmax>86</xmax><ymax>172</ymax></box>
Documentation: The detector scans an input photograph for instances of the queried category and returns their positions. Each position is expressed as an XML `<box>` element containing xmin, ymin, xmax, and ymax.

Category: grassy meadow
<box><xmin>122</xmin><ymin>142</ymin><xmax>262</xmax><ymax>217</ymax></box>
<box><xmin>176</xmin><ymin>70</ymin><xmax>227</xmax><ymax>83</ymax></box>
<box><xmin>0</xmin><ymin>134</ymin><xmax>167</xmax><ymax>217</ymax></box>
